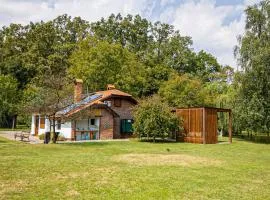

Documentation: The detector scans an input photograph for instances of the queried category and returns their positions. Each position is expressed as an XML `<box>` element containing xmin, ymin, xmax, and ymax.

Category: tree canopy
<box><xmin>0</xmin><ymin>12</ymin><xmax>233</xmax><ymax>130</ymax></box>
<box><xmin>235</xmin><ymin>0</ymin><xmax>270</xmax><ymax>135</ymax></box>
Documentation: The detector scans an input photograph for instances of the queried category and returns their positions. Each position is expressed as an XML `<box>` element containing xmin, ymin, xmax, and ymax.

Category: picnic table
<box><xmin>14</xmin><ymin>131</ymin><xmax>30</xmax><ymax>141</ymax></box>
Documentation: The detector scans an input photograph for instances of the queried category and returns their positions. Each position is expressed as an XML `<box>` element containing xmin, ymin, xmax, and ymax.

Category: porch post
<box><xmin>229</xmin><ymin>111</ymin><xmax>232</xmax><ymax>143</ymax></box>
<box><xmin>71</xmin><ymin>121</ymin><xmax>76</xmax><ymax>141</ymax></box>
<box><xmin>31</xmin><ymin>115</ymin><xmax>35</xmax><ymax>135</ymax></box>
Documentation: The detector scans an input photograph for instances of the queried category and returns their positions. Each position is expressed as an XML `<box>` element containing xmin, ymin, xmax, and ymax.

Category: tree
<box><xmin>133</xmin><ymin>95</ymin><xmax>180</xmax><ymax>142</ymax></box>
<box><xmin>158</xmin><ymin>74</ymin><xmax>205</xmax><ymax>107</ymax></box>
<box><xmin>69</xmin><ymin>37</ymin><xmax>147</xmax><ymax>97</ymax></box>
<box><xmin>22</xmin><ymin>74</ymin><xmax>73</xmax><ymax>143</ymax></box>
<box><xmin>0</xmin><ymin>15</ymin><xmax>90</xmax><ymax>128</ymax></box>
<box><xmin>0</xmin><ymin>75</ymin><xmax>18</xmax><ymax>128</ymax></box>
<box><xmin>0</xmin><ymin>13</ymin><xmax>228</xmax><ymax>130</ymax></box>
<box><xmin>235</xmin><ymin>0</ymin><xmax>270</xmax><ymax>137</ymax></box>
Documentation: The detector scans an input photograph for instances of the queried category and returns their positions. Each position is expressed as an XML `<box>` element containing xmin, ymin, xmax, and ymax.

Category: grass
<box><xmin>0</xmin><ymin>137</ymin><xmax>269</xmax><ymax>200</ymax></box>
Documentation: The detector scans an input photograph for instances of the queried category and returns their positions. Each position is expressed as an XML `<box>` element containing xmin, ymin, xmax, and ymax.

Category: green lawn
<box><xmin>0</xmin><ymin>137</ymin><xmax>269</xmax><ymax>200</ymax></box>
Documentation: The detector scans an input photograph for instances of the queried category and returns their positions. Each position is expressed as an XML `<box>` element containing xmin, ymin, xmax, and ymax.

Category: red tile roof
<box><xmin>56</xmin><ymin>88</ymin><xmax>136</xmax><ymax>118</ymax></box>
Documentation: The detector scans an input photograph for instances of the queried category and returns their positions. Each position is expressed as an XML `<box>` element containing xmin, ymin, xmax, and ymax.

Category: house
<box><xmin>30</xmin><ymin>80</ymin><xmax>137</xmax><ymax>140</ymax></box>
<box><xmin>174</xmin><ymin>107</ymin><xmax>232</xmax><ymax>144</ymax></box>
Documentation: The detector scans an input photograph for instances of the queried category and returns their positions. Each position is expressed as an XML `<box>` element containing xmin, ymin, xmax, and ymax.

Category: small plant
<box><xmin>38</xmin><ymin>133</ymin><xmax>45</xmax><ymax>140</ymax></box>
<box><xmin>57</xmin><ymin>133</ymin><xmax>66</xmax><ymax>141</ymax></box>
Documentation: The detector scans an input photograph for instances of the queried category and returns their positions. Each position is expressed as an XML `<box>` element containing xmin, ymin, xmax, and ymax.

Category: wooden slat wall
<box><xmin>205</xmin><ymin>108</ymin><xmax>217</xmax><ymax>144</ymax></box>
<box><xmin>176</xmin><ymin>109</ymin><xmax>189</xmax><ymax>135</ymax></box>
<box><xmin>176</xmin><ymin>108</ymin><xmax>203</xmax><ymax>144</ymax></box>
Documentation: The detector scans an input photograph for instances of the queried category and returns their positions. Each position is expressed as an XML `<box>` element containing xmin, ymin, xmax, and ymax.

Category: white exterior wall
<box><xmin>45</xmin><ymin>119</ymin><xmax>50</xmax><ymax>132</ymax></box>
<box><xmin>30</xmin><ymin>115</ymin><xmax>101</xmax><ymax>140</ymax></box>
<box><xmin>95</xmin><ymin>118</ymin><xmax>100</xmax><ymax>127</ymax></box>
<box><xmin>30</xmin><ymin>115</ymin><xmax>35</xmax><ymax>135</ymax></box>
<box><xmin>30</xmin><ymin>114</ymin><xmax>72</xmax><ymax>138</ymax></box>
<box><xmin>59</xmin><ymin>121</ymin><xmax>72</xmax><ymax>139</ymax></box>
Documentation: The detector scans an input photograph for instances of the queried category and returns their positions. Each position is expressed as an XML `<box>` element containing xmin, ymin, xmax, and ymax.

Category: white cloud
<box><xmin>244</xmin><ymin>0</ymin><xmax>262</xmax><ymax>6</ymax></box>
<box><xmin>0</xmin><ymin>0</ymin><xmax>147</xmax><ymax>27</ymax></box>
<box><xmin>164</xmin><ymin>0</ymin><xmax>246</xmax><ymax>68</ymax></box>
<box><xmin>160</xmin><ymin>0</ymin><xmax>175</xmax><ymax>7</ymax></box>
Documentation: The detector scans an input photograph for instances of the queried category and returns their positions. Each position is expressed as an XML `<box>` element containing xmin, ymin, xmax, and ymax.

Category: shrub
<box><xmin>57</xmin><ymin>133</ymin><xmax>66</xmax><ymax>141</ymax></box>
<box><xmin>133</xmin><ymin>95</ymin><xmax>181</xmax><ymax>142</ymax></box>
<box><xmin>38</xmin><ymin>133</ymin><xmax>45</xmax><ymax>140</ymax></box>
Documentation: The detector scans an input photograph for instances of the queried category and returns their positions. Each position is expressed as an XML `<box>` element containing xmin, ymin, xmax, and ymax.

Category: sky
<box><xmin>0</xmin><ymin>0</ymin><xmax>262</xmax><ymax>68</ymax></box>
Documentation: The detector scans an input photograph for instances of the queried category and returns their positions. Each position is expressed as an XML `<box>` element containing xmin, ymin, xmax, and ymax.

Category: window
<box><xmin>104</xmin><ymin>101</ymin><xmax>112</xmax><ymax>107</ymax></box>
<box><xmin>57</xmin><ymin>120</ymin><xmax>61</xmax><ymax>130</ymax></box>
<box><xmin>90</xmin><ymin>119</ymin><xmax>95</xmax><ymax>125</ymax></box>
<box><xmin>114</xmin><ymin>98</ymin><xmax>121</xmax><ymax>107</ymax></box>
<box><xmin>40</xmin><ymin>117</ymin><xmax>45</xmax><ymax>129</ymax></box>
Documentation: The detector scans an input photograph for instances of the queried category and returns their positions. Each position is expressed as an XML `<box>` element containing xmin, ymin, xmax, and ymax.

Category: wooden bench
<box><xmin>14</xmin><ymin>131</ymin><xmax>30</xmax><ymax>141</ymax></box>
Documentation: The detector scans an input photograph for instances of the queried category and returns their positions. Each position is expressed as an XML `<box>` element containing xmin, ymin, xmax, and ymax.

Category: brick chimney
<box><xmin>74</xmin><ymin>79</ymin><xmax>83</xmax><ymax>103</ymax></box>
<box><xmin>107</xmin><ymin>84</ymin><xmax>115</xmax><ymax>90</ymax></box>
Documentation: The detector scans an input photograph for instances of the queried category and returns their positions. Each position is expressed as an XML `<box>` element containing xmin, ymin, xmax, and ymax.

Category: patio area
<box><xmin>0</xmin><ymin>131</ymin><xmax>42</xmax><ymax>144</ymax></box>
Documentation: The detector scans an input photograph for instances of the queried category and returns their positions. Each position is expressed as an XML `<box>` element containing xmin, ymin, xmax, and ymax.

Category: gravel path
<box><xmin>0</xmin><ymin>131</ymin><xmax>42</xmax><ymax>144</ymax></box>
<box><xmin>0</xmin><ymin>131</ymin><xmax>130</xmax><ymax>144</ymax></box>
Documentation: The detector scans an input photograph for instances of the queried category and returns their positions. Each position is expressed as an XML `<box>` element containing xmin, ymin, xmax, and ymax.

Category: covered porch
<box><xmin>72</xmin><ymin>118</ymin><xmax>100</xmax><ymax>141</ymax></box>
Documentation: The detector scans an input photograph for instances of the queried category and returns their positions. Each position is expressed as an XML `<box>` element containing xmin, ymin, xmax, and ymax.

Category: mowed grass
<box><xmin>0</xmin><ymin>137</ymin><xmax>269</xmax><ymax>200</ymax></box>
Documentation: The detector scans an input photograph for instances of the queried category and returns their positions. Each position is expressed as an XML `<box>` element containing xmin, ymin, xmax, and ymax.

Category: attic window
<box><xmin>104</xmin><ymin>101</ymin><xmax>112</xmax><ymax>107</ymax></box>
<box><xmin>114</xmin><ymin>98</ymin><xmax>121</xmax><ymax>107</ymax></box>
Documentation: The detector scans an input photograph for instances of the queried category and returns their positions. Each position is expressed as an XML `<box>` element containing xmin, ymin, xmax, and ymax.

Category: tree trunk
<box><xmin>52</xmin><ymin>115</ymin><xmax>56</xmax><ymax>143</ymax></box>
<box><xmin>11</xmin><ymin>115</ymin><xmax>17</xmax><ymax>129</ymax></box>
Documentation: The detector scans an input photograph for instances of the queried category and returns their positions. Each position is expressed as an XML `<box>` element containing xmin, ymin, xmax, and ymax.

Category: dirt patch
<box><xmin>0</xmin><ymin>180</ymin><xmax>28</xmax><ymax>197</ymax></box>
<box><xmin>65</xmin><ymin>189</ymin><xmax>81</xmax><ymax>198</ymax></box>
<box><xmin>114</xmin><ymin>153</ymin><xmax>222</xmax><ymax>166</ymax></box>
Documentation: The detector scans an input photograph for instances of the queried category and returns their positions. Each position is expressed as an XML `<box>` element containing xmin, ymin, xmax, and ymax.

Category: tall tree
<box><xmin>0</xmin><ymin>75</ymin><xmax>18</xmax><ymax>128</ymax></box>
<box><xmin>235</xmin><ymin>0</ymin><xmax>270</xmax><ymax>136</ymax></box>
<box><xmin>158</xmin><ymin>74</ymin><xmax>205</xmax><ymax>107</ymax></box>
<box><xmin>22</xmin><ymin>74</ymin><xmax>73</xmax><ymax>143</ymax></box>
<box><xmin>69</xmin><ymin>37</ymin><xmax>147</xmax><ymax>97</ymax></box>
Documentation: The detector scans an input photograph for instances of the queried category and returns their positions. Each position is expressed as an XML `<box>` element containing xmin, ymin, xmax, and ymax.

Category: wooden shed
<box><xmin>174</xmin><ymin>107</ymin><xmax>232</xmax><ymax>144</ymax></box>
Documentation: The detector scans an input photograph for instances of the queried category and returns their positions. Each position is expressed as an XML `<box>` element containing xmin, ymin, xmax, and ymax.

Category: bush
<box><xmin>38</xmin><ymin>133</ymin><xmax>45</xmax><ymax>140</ymax></box>
<box><xmin>133</xmin><ymin>95</ymin><xmax>181</xmax><ymax>142</ymax></box>
<box><xmin>57</xmin><ymin>133</ymin><xmax>66</xmax><ymax>141</ymax></box>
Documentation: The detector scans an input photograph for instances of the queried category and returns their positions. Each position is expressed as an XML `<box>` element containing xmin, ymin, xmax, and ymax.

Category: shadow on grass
<box><xmin>139</xmin><ymin>138</ymin><xmax>177</xmax><ymax>143</ymax></box>
<box><xmin>59</xmin><ymin>142</ymin><xmax>111</xmax><ymax>147</ymax></box>
<box><xmin>0</xmin><ymin>140</ymin><xmax>8</xmax><ymax>143</ymax></box>
<box><xmin>235</xmin><ymin>135</ymin><xmax>270</xmax><ymax>144</ymax></box>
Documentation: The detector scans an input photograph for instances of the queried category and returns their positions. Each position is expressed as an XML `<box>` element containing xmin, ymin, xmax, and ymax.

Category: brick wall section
<box><xmin>108</xmin><ymin>98</ymin><xmax>135</xmax><ymax>119</ymax></box>
<box><xmin>107</xmin><ymin>98</ymin><xmax>136</xmax><ymax>137</ymax></box>
<box><xmin>99</xmin><ymin>108</ymin><xmax>114</xmax><ymax>140</ymax></box>
<box><xmin>113</xmin><ymin>117</ymin><xmax>121</xmax><ymax>139</ymax></box>
<box><xmin>74</xmin><ymin>79</ymin><xmax>83</xmax><ymax>103</ymax></box>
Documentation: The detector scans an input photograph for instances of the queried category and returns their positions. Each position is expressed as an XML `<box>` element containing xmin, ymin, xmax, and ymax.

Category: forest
<box><xmin>0</xmin><ymin>1</ymin><xmax>269</xmax><ymax>139</ymax></box>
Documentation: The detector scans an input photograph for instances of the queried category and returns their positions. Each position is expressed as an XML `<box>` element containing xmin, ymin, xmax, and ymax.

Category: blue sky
<box><xmin>0</xmin><ymin>0</ymin><xmax>262</xmax><ymax>68</ymax></box>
